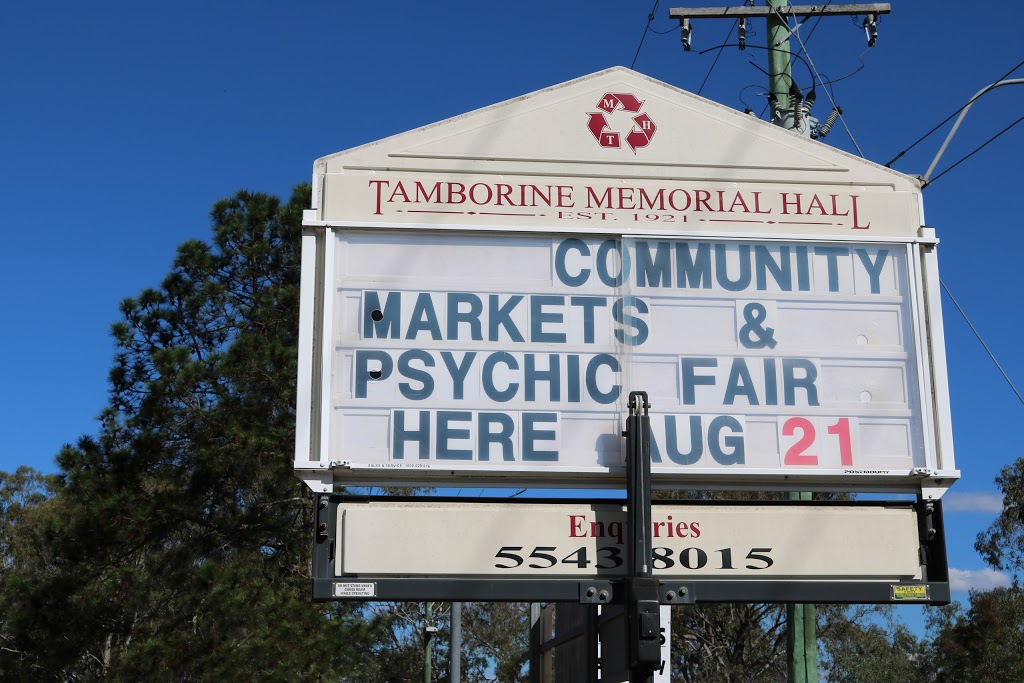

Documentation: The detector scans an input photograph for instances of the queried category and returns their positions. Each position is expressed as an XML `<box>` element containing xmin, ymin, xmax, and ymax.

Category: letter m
<box><xmin>363</xmin><ymin>291</ymin><xmax>401</xmax><ymax>339</ymax></box>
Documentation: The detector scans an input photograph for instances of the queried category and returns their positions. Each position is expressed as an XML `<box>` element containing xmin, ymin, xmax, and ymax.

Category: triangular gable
<box><xmin>311</xmin><ymin>67</ymin><xmax>921</xmax><ymax>238</ymax></box>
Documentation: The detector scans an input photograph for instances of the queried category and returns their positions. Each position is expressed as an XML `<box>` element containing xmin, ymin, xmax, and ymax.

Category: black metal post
<box><xmin>625</xmin><ymin>391</ymin><xmax>660</xmax><ymax>681</ymax></box>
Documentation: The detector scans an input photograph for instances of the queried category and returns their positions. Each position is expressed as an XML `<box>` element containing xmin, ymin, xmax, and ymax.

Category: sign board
<box><xmin>334</xmin><ymin>500</ymin><xmax>921</xmax><ymax>580</ymax></box>
<box><xmin>296</xmin><ymin>68</ymin><xmax>957</xmax><ymax>495</ymax></box>
<box><xmin>312</xmin><ymin>497</ymin><xmax>949</xmax><ymax>605</ymax></box>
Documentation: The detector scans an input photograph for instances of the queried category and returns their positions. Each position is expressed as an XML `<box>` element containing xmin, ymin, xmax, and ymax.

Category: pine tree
<box><xmin>0</xmin><ymin>186</ymin><xmax>389</xmax><ymax>680</ymax></box>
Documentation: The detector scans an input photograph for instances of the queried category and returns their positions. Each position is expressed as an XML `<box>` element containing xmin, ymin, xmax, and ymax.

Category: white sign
<box><xmin>294</xmin><ymin>68</ymin><xmax>957</xmax><ymax>494</ymax></box>
<box><xmin>333</xmin><ymin>501</ymin><xmax>923</xmax><ymax>581</ymax></box>
<box><xmin>300</xmin><ymin>230</ymin><xmax>949</xmax><ymax>489</ymax></box>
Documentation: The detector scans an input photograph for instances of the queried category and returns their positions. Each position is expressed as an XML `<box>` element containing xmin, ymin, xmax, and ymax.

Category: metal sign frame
<box><xmin>311</xmin><ymin>494</ymin><xmax>950</xmax><ymax>605</ymax></box>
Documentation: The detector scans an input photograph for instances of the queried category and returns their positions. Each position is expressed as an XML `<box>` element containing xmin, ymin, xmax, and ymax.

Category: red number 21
<box><xmin>783</xmin><ymin>417</ymin><xmax>853</xmax><ymax>466</ymax></box>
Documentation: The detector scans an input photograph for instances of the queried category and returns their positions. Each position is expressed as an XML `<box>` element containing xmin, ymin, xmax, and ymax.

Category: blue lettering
<box><xmin>482</xmin><ymin>353</ymin><xmax>519</xmax><ymax>402</ymax></box>
<box><xmin>586</xmin><ymin>354</ymin><xmax>621</xmax><ymax>404</ymax></box>
<box><xmin>489</xmin><ymin>295</ymin><xmax>525</xmax><ymax>342</ymax></box>
<box><xmin>612</xmin><ymin>296</ymin><xmax>649</xmax><ymax>346</ymax></box>
<box><xmin>354</xmin><ymin>350</ymin><xmax>393</xmax><ymax>398</ymax></box>
<box><xmin>596</xmin><ymin>239</ymin><xmax>629</xmax><ymax>287</ymax></box>
<box><xmin>708</xmin><ymin>416</ymin><xmax>744</xmax><ymax>465</ymax></box>
<box><xmin>393</xmin><ymin>410</ymin><xmax>430</xmax><ymax>459</ymax></box>
<box><xmin>856</xmin><ymin>248</ymin><xmax>888</xmax><ymax>294</ymax></box>
<box><xmin>783</xmin><ymin>358</ymin><xmax>819</xmax><ymax>406</ymax></box>
<box><xmin>440</xmin><ymin>351</ymin><xmax>476</xmax><ymax>400</ymax></box>
<box><xmin>815</xmin><ymin>246</ymin><xmax>849</xmax><ymax>292</ymax></box>
<box><xmin>398</xmin><ymin>350</ymin><xmax>434</xmax><ymax>400</ymax></box>
<box><xmin>522</xmin><ymin>412</ymin><xmax>558</xmax><ymax>461</ymax></box>
<box><xmin>569</xmin><ymin>296</ymin><xmax>606</xmax><ymax>344</ymax></box>
<box><xmin>530</xmin><ymin>295</ymin><xmax>566</xmax><ymax>343</ymax></box>
<box><xmin>755</xmin><ymin>245</ymin><xmax>792</xmax><ymax>291</ymax></box>
<box><xmin>664</xmin><ymin>415</ymin><xmax>703</xmax><ymax>465</ymax></box>
<box><xmin>723</xmin><ymin>358</ymin><xmax>758</xmax><ymax>405</ymax></box>
<box><xmin>363</xmin><ymin>291</ymin><xmax>401</xmax><ymax>339</ymax></box>
<box><xmin>447</xmin><ymin>292</ymin><xmax>483</xmax><ymax>340</ymax></box>
<box><xmin>676</xmin><ymin>242</ymin><xmax>712</xmax><ymax>289</ymax></box>
<box><xmin>478</xmin><ymin>413</ymin><xmax>515</xmax><ymax>461</ymax></box>
<box><xmin>524</xmin><ymin>354</ymin><xmax>561</xmax><ymax>402</ymax></box>
<box><xmin>680</xmin><ymin>358</ymin><xmax>717</xmax><ymax>405</ymax></box>
<box><xmin>715</xmin><ymin>243</ymin><xmax>751</xmax><ymax>291</ymax></box>
<box><xmin>436</xmin><ymin>411</ymin><xmax>473</xmax><ymax>460</ymax></box>
<box><xmin>555</xmin><ymin>238</ymin><xmax>591</xmax><ymax>287</ymax></box>
<box><xmin>406</xmin><ymin>293</ymin><xmax>442</xmax><ymax>340</ymax></box>
<box><xmin>636</xmin><ymin>241</ymin><xmax>671</xmax><ymax>287</ymax></box>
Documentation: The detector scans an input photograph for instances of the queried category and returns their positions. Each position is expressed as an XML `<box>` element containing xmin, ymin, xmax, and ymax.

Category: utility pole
<box><xmin>450</xmin><ymin>602</ymin><xmax>462</xmax><ymax>683</ymax></box>
<box><xmin>767</xmin><ymin>0</ymin><xmax>794</xmax><ymax>113</ymax></box>
<box><xmin>666</xmin><ymin>5</ymin><xmax>891</xmax><ymax>682</ymax></box>
<box><xmin>424</xmin><ymin>602</ymin><xmax>435</xmax><ymax>683</ymax></box>
<box><xmin>669</xmin><ymin>4</ymin><xmax>889</xmax><ymax>136</ymax></box>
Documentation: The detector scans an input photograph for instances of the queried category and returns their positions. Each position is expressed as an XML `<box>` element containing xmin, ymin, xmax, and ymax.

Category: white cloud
<box><xmin>948</xmin><ymin>567</ymin><xmax>1012</xmax><ymax>592</ymax></box>
<box><xmin>942</xmin><ymin>491</ymin><xmax>1004</xmax><ymax>514</ymax></box>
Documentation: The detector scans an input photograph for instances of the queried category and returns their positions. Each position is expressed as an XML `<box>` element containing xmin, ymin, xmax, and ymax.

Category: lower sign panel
<box><xmin>335</xmin><ymin>500</ymin><xmax>924</xmax><ymax>581</ymax></box>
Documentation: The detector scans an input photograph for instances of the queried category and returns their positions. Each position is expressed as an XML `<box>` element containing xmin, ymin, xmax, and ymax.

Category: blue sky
<box><xmin>3</xmin><ymin>1</ymin><xmax>1023</xmax><ymax>612</ymax></box>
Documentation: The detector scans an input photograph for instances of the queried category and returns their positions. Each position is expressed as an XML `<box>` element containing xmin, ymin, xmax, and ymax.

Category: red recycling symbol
<box><xmin>586</xmin><ymin>92</ymin><xmax>657</xmax><ymax>153</ymax></box>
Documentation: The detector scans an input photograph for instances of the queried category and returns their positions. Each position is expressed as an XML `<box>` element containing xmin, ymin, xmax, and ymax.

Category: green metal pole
<box><xmin>773</xmin><ymin>4</ymin><xmax>816</xmax><ymax>676</ymax></box>
<box><xmin>767</xmin><ymin>0</ymin><xmax>793</xmax><ymax>113</ymax></box>
<box><xmin>786</xmin><ymin>491</ymin><xmax>818</xmax><ymax>683</ymax></box>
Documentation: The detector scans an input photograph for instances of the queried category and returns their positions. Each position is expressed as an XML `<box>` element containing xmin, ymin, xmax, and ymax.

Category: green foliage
<box><xmin>0</xmin><ymin>186</ymin><xmax>392</xmax><ymax>680</ymax></box>
<box><xmin>820</xmin><ymin>606</ymin><xmax>932</xmax><ymax>683</ymax></box>
<box><xmin>929</xmin><ymin>588</ymin><xmax>1024</xmax><ymax>683</ymax></box>
<box><xmin>976</xmin><ymin>458</ymin><xmax>1024</xmax><ymax>573</ymax></box>
<box><xmin>672</xmin><ymin>603</ymin><xmax>788</xmax><ymax>683</ymax></box>
<box><xmin>461</xmin><ymin>602</ymin><xmax>529</xmax><ymax>682</ymax></box>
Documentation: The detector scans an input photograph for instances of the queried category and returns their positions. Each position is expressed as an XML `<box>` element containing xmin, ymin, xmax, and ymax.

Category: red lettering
<box><xmin>752</xmin><ymin>191</ymin><xmax>772</xmax><ymax>214</ymax></box>
<box><xmin>556</xmin><ymin>185</ymin><xmax>575</xmax><ymax>208</ymax></box>
<box><xmin>495</xmin><ymin>183</ymin><xmax>514</xmax><ymax>206</ymax></box>
<box><xmin>369</xmin><ymin>179</ymin><xmax>390</xmax><ymax>215</ymax></box>
<box><xmin>852</xmin><ymin>195</ymin><xmax>871</xmax><ymax>230</ymax></box>
<box><xmin>616</xmin><ymin>187</ymin><xmax>636</xmax><ymax>209</ymax></box>
<box><xmin>413</xmin><ymin>182</ymin><xmax>442</xmax><ymax>204</ymax></box>
<box><xmin>388</xmin><ymin>181</ymin><xmax>410</xmax><ymax>204</ymax></box>
<box><xmin>694</xmin><ymin>190</ymin><xmax>713</xmax><ymax>212</ymax></box>
<box><xmin>727</xmin><ymin>192</ymin><xmax>751</xmax><ymax>213</ymax></box>
<box><xmin>587</xmin><ymin>186</ymin><xmax>613</xmax><ymax>209</ymax></box>
<box><xmin>569</xmin><ymin>515</ymin><xmax>587</xmax><ymax>537</ymax></box>
<box><xmin>447</xmin><ymin>182</ymin><xmax>466</xmax><ymax>204</ymax></box>
<box><xmin>780</xmin><ymin>192</ymin><xmax>802</xmax><ymax>214</ymax></box>
<box><xmin>469</xmin><ymin>183</ymin><xmax>493</xmax><ymax>205</ymax></box>
<box><xmin>806</xmin><ymin>194</ymin><xmax>827</xmax><ymax>215</ymax></box>
<box><xmin>638</xmin><ymin>188</ymin><xmax>666</xmax><ymax>211</ymax></box>
<box><xmin>829</xmin><ymin>194</ymin><xmax>850</xmax><ymax>217</ymax></box>
<box><xmin>668</xmin><ymin>189</ymin><xmax>691</xmax><ymax>211</ymax></box>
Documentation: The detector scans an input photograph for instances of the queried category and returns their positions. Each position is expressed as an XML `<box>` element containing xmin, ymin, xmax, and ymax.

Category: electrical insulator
<box><xmin>680</xmin><ymin>18</ymin><xmax>692</xmax><ymax>51</ymax></box>
<box><xmin>816</xmin><ymin>107</ymin><xmax>842</xmax><ymax>139</ymax></box>
<box><xmin>790</xmin><ymin>83</ymin><xmax>803</xmax><ymax>129</ymax></box>
<box><xmin>863</xmin><ymin>14</ymin><xmax>878</xmax><ymax>47</ymax></box>
<box><xmin>802</xmin><ymin>89</ymin><xmax>816</xmax><ymax>118</ymax></box>
<box><xmin>738</xmin><ymin>18</ymin><xmax>747</xmax><ymax>50</ymax></box>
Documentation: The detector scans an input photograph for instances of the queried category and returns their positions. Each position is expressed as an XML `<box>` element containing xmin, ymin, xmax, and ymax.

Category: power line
<box><xmin>698</xmin><ymin>20</ymin><xmax>739</xmax><ymax>96</ymax></box>
<box><xmin>884</xmin><ymin>57</ymin><xmax>1024</xmax><ymax>168</ymax></box>
<box><xmin>941</xmin><ymin>280</ymin><xmax>1024</xmax><ymax>408</ymax></box>
<box><xmin>925</xmin><ymin>115</ymin><xmax>1024</xmax><ymax>187</ymax></box>
<box><xmin>631</xmin><ymin>0</ymin><xmax>660</xmax><ymax>69</ymax></box>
